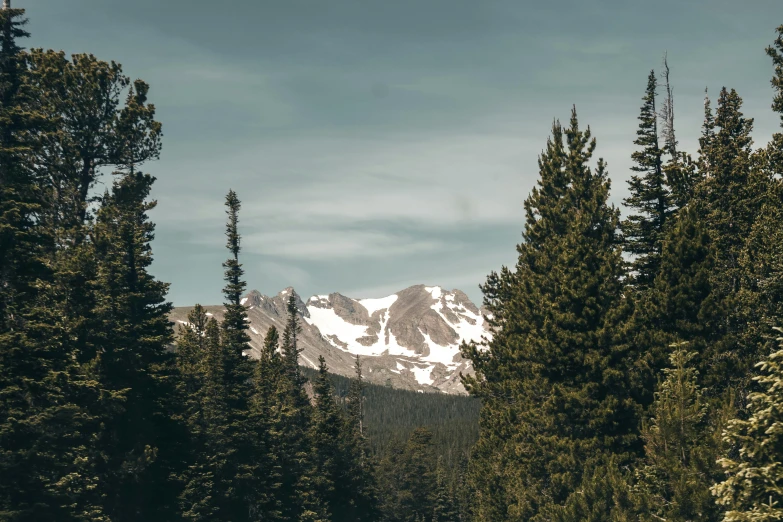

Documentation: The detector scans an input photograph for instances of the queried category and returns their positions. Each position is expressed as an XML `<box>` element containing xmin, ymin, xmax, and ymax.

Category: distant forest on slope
<box><xmin>301</xmin><ymin>366</ymin><xmax>480</xmax><ymax>468</ymax></box>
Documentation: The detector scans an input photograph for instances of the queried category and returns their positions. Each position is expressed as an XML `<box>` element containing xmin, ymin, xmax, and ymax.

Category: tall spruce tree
<box><xmin>401</xmin><ymin>427</ymin><xmax>437</xmax><ymax>522</ymax></box>
<box><xmin>179</xmin><ymin>316</ymin><xmax>225</xmax><ymax>521</ymax></box>
<box><xmin>178</xmin><ymin>192</ymin><xmax>258</xmax><ymax>521</ymax></box>
<box><xmin>217</xmin><ymin>190</ymin><xmax>255</xmax><ymax>520</ymax></box>
<box><xmin>343</xmin><ymin>355</ymin><xmax>381</xmax><ymax>522</ymax></box>
<box><xmin>311</xmin><ymin>356</ymin><xmax>344</xmax><ymax>520</ymax></box>
<box><xmin>248</xmin><ymin>325</ymin><xmax>285</xmax><ymax>521</ymax></box>
<box><xmin>221</xmin><ymin>190</ymin><xmax>252</xmax><ymax>396</ymax></box>
<box><xmin>622</xmin><ymin>70</ymin><xmax>672</xmax><ymax>288</ymax></box>
<box><xmin>462</xmin><ymin>108</ymin><xmax>637</xmax><ymax>520</ymax></box>
<box><xmin>89</xmin><ymin>169</ymin><xmax>180</xmax><ymax>521</ymax></box>
<box><xmin>175</xmin><ymin>304</ymin><xmax>209</xmax><ymax>414</ymax></box>
<box><xmin>275</xmin><ymin>292</ymin><xmax>323</xmax><ymax>521</ymax></box>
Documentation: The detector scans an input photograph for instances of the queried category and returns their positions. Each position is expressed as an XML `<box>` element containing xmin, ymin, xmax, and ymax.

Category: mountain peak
<box><xmin>176</xmin><ymin>284</ymin><xmax>491</xmax><ymax>394</ymax></box>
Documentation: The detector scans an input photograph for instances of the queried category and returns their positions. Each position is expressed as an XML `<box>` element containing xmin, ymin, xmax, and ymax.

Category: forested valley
<box><xmin>2</xmin><ymin>3</ymin><xmax>783</xmax><ymax>521</ymax></box>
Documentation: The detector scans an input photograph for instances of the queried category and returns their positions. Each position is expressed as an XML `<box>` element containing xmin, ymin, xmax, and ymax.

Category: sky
<box><xmin>22</xmin><ymin>0</ymin><xmax>783</xmax><ymax>307</ymax></box>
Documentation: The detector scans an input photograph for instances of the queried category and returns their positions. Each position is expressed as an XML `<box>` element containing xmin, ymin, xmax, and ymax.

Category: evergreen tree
<box><xmin>214</xmin><ymin>190</ymin><xmax>255</xmax><ymax>520</ymax></box>
<box><xmin>622</xmin><ymin>70</ymin><xmax>672</xmax><ymax>287</ymax></box>
<box><xmin>658</xmin><ymin>53</ymin><xmax>676</xmax><ymax>158</ymax></box>
<box><xmin>311</xmin><ymin>356</ymin><xmax>344</xmax><ymax>520</ymax></box>
<box><xmin>695</xmin><ymin>87</ymin><xmax>773</xmax><ymax>393</ymax></box>
<box><xmin>179</xmin><ymin>316</ymin><xmax>224</xmax><ymax>521</ymax></box>
<box><xmin>343</xmin><ymin>356</ymin><xmax>382</xmax><ymax>522</ymax></box>
<box><xmin>625</xmin><ymin>203</ymin><xmax>720</xmax><ymax>406</ymax></box>
<box><xmin>248</xmin><ymin>325</ymin><xmax>285</xmax><ymax>521</ymax></box>
<box><xmin>25</xmin><ymin>50</ymin><xmax>161</xmax><ymax>235</ymax></box>
<box><xmin>346</xmin><ymin>355</ymin><xmax>366</xmax><ymax>442</ymax></box>
<box><xmin>178</xmin><ymin>192</ymin><xmax>258</xmax><ymax>521</ymax></box>
<box><xmin>432</xmin><ymin>457</ymin><xmax>458</xmax><ymax>522</ymax></box>
<box><xmin>221</xmin><ymin>189</ymin><xmax>252</xmax><ymax>399</ymax></box>
<box><xmin>88</xmin><ymin>169</ymin><xmax>180</xmax><ymax>521</ymax></box>
<box><xmin>698</xmin><ymin>88</ymin><xmax>716</xmax><ymax>174</ymax></box>
<box><xmin>0</xmin><ymin>6</ymin><xmax>101</xmax><ymax>519</ymax></box>
<box><xmin>175</xmin><ymin>304</ymin><xmax>209</xmax><ymax>412</ymax></box>
<box><xmin>699</xmin><ymin>87</ymin><xmax>761</xmax><ymax>274</ymax></box>
<box><xmin>276</xmin><ymin>292</ymin><xmax>323</xmax><ymax>521</ymax></box>
<box><xmin>400</xmin><ymin>427</ymin><xmax>437</xmax><ymax>522</ymax></box>
<box><xmin>462</xmin><ymin>108</ymin><xmax>637</xmax><ymax>520</ymax></box>
<box><xmin>765</xmin><ymin>24</ymin><xmax>783</xmax><ymax>175</ymax></box>
<box><xmin>633</xmin><ymin>349</ymin><xmax>728</xmax><ymax>522</ymax></box>
<box><xmin>712</xmin><ymin>332</ymin><xmax>783</xmax><ymax>520</ymax></box>
<box><xmin>542</xmin><ymin>456</ymin><xmax>635</xmax><ymax>522</ymax></box>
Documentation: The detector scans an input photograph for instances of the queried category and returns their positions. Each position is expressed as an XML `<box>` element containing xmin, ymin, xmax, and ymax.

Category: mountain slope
<box><xmin>170</xmin><ymin>284</ymin><xmax>491</xmax><ymax>394</ymax></box>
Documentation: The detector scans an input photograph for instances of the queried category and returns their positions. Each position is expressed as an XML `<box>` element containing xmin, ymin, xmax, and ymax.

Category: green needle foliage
<box><xmin>712</xmin><ymin>332</ymin><xmax>783</xmax><ymax>521</ymax></box>
<box><xmin>622</xmin><ymin>70</ymin><xmax>672</xmax><ymax>288</ymax></box>
<box><xmin>462</xmin><ymin>108</ymin><xmax>638</xmax><ymax>521</ymax></box>
<box><xmin>633</xmin><ymin>348</ymin><xmax>729</xmax><ymax>522</ymax></box>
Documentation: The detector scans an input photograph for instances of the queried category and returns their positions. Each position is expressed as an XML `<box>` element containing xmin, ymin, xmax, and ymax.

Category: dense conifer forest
<box><xmin>2</xmin><ymin>3</ymin><xmax>783</xmax><ymax>521</ymax></box>
<box><xmin>301</xmin><ymin>367</ymin><xmax>480</xmax><ymax>468</ymax></box>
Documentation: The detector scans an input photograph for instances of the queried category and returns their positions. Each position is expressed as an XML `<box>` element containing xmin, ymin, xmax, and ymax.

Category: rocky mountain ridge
<box><xmin>169</xmin><ymin>284</ymin><xmax>492</xmax><ymax>394</ymax></box>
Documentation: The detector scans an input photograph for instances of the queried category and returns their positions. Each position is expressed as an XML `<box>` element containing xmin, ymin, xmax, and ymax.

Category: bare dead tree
<box><xmin>658</xmin><ymin>51</ymin><xmax>677</xmax><ymax>156</ymax></box>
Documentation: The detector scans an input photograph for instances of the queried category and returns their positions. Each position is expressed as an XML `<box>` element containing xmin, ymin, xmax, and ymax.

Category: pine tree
<box><xmin>401</xmin><ymin>427</ymin><xmax>437</xmax><ymax>522</ymax></box>
<box><xmin>658</xmin><ymin>53</ymin><xmax>676</xmax><ymax>158</ymax></box>
<box><xmin>633</xmin><ymin>349</ymin><xmax>728</xmax><ymax>522</ymax></box>
<box><xmin>462</xmin><ymin>108</ymin><xmax>638</xmax><ymax>520</ymax></box>
<box><xmin>712</xmin><ymin>332</ymin><xmax>783</xmax><ymax>520</ymax></box>
<box><xmin>215</xmin><ymin>190</ymin><xmax>255</xmax><ymax>520</ymax></box>
<box><xmin>698</xmin><ymin>88</ymin><xmax>716</xmax><ymax>174</ymax></box>
<box><xmin>179</xmin><ymin>316</ymin><xmax>224</xmax><ymax>521</ymax></box>
<box><xmin>178</xmin><ymin>192</ymin><xmax>258</xmax><ymax>521</ymax></box>
<box><xmin>542</xmin><ymin>455</ymin><xmax>635</xmax><ymax>522</ymax></box>
<box><xmin>175</xmin><ymin>304</ymin><xmax>209</xmax><ymax>411</ymax></box>
<box><xmin>431</xmin><ymin>457</ymin><xmax>458</xmax><ymax>522</ymax></box>
<box><xmin>0</xmin><ymin>6</ymin><xmax>102</xmax><ymax>519</ymax></box>
<box><xmin>346</xmin><ymin>355</ymin><xmax>366</xmax><ymax>442</ymax></box>
<box><xmin>695</xmin><ymin>87</ymin><xmax>773</xmax><ymax>394</ymax></box>
<box><xmin>275</xmin><ymin>292</ymin><xmax>323</xmax><ymax>521</ymax></box>
<box><xmin>765</xmin><ymin>24</ymin><xmax>783</xmax><ymax>175</ymax></box>
<box><xmin>622</xmin><ymin>70</ymin><xmax>672</xmax><ymax>287</ymax></box>
<box><xmin>625</xmin><ymin>203</ymin><xmax>721</xmax><ymax>406</ymax></box>
<box><xmin>221</xmin><ymin>189</ymin><xmax>252</xmax><ymax>399</ymax></box>
<box><xmin>699</xmin><ymin>87</ymin><xmax>761</xmax><ymax>273</ymax></box>
<box><xmin>343</xmin><ymin>355</ymin><xmax>381</xmax><ymax>522</ymax></box>
<box><xmin>88</xmin><ymin>169</ymin><xmax>180</xmax><ymax>521</ymax></box>
<box><xmin>248</xmin><ymin>326</ymin><xmax>285</xmax><ymax>521</ymax></box>
<box><xmin>311</xmin><ymin>356</ymin><xmax>344</xmax><ymax>520</ymax></box>
<box><xmin>25</xmin><ymin>50</ymin><xmax>162</xmax><ymax>235</ymax></box>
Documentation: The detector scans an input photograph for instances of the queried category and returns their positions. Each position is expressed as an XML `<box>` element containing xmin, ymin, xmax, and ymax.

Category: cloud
<box><xmin>243</xmin><ymin>229</ymin><xmax>448</xmax><ymax>260</ymax></box>
<box><xmin>27</xmin><ymin>0</ymin><xmax>782</xmax><ymax>309</ymax></box>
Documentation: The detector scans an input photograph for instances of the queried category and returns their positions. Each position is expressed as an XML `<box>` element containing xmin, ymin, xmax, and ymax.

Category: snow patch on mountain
<box><xmin>359</xmin><ymin>294</ymin><xmax>398</xmax><ymax>315</ymax></box>
<box><xmin>304</xmin><ymin>307</ymin><xmax>368</xmax><ymax>347</ymax></box>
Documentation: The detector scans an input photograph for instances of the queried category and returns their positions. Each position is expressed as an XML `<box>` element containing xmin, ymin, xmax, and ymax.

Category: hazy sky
<box><xmin>22</xmin><ymin>0</ymin><xmax>783</xmax><ymax>306</ymax></box>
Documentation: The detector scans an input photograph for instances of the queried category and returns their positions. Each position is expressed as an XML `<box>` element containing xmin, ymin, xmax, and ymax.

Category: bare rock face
<box><xmin>170</xmin><ymin>284</ymin><xmax>492</xmax><ymax>394</ymax></box>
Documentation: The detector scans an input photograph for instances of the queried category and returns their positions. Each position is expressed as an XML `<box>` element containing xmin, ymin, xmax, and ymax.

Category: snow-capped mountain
<box><xmin>169</xmin><ymin>284</ymin><xmax>492</xmax><ymax>394</ymax></box>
